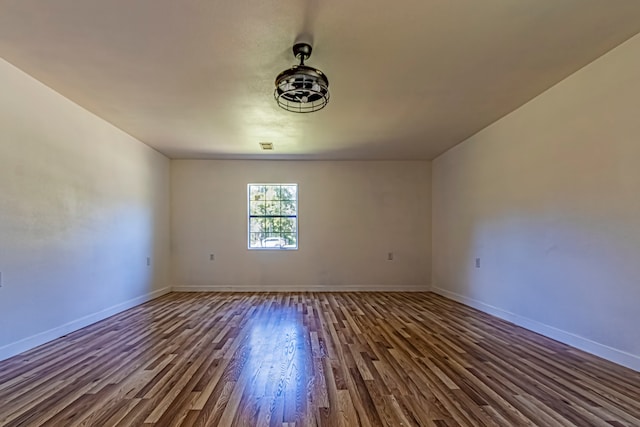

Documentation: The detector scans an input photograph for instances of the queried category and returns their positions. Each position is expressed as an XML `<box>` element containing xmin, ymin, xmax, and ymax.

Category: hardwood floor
<box><xmin>1</xmin><ymin>292</ymin><xmax>639</xmax><ymax>426</ymax></box>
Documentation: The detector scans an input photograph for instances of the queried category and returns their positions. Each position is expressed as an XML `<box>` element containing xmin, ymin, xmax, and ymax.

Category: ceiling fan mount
<box><xmin>293</xmin><ymin>42</ymin><xmax>313</xmax><ymax>63</ymax></box>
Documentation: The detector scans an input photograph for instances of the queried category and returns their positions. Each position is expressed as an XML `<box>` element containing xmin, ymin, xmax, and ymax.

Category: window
<box><xmin>248</xmin><ymin>184</ymin><xmax>298</xmax><ymax>249</ymax></box>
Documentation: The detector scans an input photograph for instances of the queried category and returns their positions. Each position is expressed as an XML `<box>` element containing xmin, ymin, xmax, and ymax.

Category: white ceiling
<box><xmin>1</xmin><ymin>0</ymin><xmax>640</xmax><ymax>160</ymax></box>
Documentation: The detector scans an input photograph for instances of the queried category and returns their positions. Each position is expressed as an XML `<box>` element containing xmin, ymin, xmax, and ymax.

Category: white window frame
<box><xmin>247</xmin><ymin>183</ymin><xmax>298</xmax><ymax>250</ymax></box>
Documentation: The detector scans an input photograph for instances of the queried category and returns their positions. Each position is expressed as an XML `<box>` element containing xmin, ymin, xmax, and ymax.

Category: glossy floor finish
<box><xmin>1</xmin><ymin>292</ymin><xmax>639</xmax><ymax>426</ymax></box>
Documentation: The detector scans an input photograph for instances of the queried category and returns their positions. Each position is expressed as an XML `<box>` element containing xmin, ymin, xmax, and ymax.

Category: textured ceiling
<box><xmin>1</xmin><ymin>0</ymin><xmax>640</xmax><ymax>160</ymax></box>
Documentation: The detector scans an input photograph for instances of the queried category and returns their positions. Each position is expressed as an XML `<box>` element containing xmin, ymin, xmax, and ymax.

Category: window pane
<box><xmin>265</xmin><ymin>186</ymin><xmax>279</xmax><ymax>201</ymax></box>
<box><xmin>263</xmin><ymin>218</ymin><xmax>277</xmax><ymax>233</ymax></box>
<box><xmin>249</xmin><ymin>232</ymin><xmax>265</xmax><ymax>248</ymax></box>
<box><xmin>279</xmin><ymin>218</ymin><xmax>297</xmax><ymax>233</ymax></box>
<box><xmin>281</xmin><ymin>201</ymin><xmax>296</xmax><ymax>216</ymax></box>
<box><xmin>262</xmin><ymin>233</ymin><xmax>285</xmax><ymax>248</ymax></box>
<box><xmin>282</xmin><ymin>185</ymin><xmax>297</xmax><ymax>200</ymax></box>
<box><xmin>269</xmin><ymin>218</ymin><xmax>282</xmax><ymax>232</ymax></box>
<box><xmin>250</xmin><ymin>201</ymin><xmax>266</xmax><ymax>215</ymax></box>
<box><xmin>282</xmin><ymin>233</ymin><xmax>297</xmax><ymax>247</ymax></box>
<box><xmin>265</xmin><ymin>201</ymin><xmax>280</xmax><ymax>215</ymax></box>
<box><xmin>249</xmin><ymin>218</ymin><xmax>265</xmax><ymax>233</ymax></box>
<box><xmin>249</xmin><ymin>185</ymin><xmax>266</xmax><ymax>201</ymax></box>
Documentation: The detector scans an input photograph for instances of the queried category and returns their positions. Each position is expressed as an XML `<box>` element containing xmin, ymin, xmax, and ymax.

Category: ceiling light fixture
<box><xmin>274</xmin><ymin>42</ymin><xmax>329</xmax><ymax>113</ymax></box>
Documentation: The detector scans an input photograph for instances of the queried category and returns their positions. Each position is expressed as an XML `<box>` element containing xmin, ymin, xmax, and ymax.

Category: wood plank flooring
<box><xmin>1</xmin><ymin>292</ymin><xmax>639</xmax><ymax>426</ymax></box>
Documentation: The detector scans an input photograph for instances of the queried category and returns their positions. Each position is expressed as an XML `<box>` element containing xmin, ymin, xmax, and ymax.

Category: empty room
<box><xmin>1</xmin><ymin>1</ymin><xmax>640</xmax><ymax>426</ymax></box>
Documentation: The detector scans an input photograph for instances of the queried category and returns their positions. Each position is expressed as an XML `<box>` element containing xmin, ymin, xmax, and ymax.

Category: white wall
<box><xmin>172</xmin><ymin>160</ymin><xmax>431</xmax><ymax>291</ymax></box>
<box><xmin>432</xmin><ymin>34</ymin><xmax>640</xmax><ymax>371</ymax></box>
<box><xmin>0</xmin><ymin>59</ymin><xmax>171</xmax><ymax>361</ymax></box>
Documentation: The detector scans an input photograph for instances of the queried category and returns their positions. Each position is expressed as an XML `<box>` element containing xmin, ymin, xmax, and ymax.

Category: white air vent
<box><xmin>259</xmin><ymin>142</ymin><xmax>274</xmax><ymax>150</ymax></box>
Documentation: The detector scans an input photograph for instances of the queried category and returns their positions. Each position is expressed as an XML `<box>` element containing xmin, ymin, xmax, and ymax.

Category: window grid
<box><xmin>248</xmin><ymin>184</ymin><xmax>298</xmax><ymax>249</ymax></box>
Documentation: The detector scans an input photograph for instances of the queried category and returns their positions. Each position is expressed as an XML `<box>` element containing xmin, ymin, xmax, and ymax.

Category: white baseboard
<box><xmin>0</xmin><ymin>286</ymin><xmax>171</xmax><ymax>362</ymax></box>
<box><xmin>431</xmin><ymin>287</ymin><xmax>640</xmax><ymax>372</ymax></box>
<box><xmin>172</xmin><ymin>284</ymin><xmax>430</xmax><ymax>292</ymax></box>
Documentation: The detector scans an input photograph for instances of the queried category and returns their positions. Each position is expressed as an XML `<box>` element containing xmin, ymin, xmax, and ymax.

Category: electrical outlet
<box><xmin>475</xmin><ymin>258</ymin><xmax>481</xmax><ymax>268</ymax></box>
<box><xmin>210</xmin><ymin>254</ymin><xmax>215</xmax><ymax>261</ymax></box>
<box><xmin>387</xmin><ymin>252</ymin><xmax>394</xmax><ymax>261</ymax></box>
<box><xmin>146</xmin><ymin>257</ymin><xmax>151</xmax><ymax>266</ymax></box>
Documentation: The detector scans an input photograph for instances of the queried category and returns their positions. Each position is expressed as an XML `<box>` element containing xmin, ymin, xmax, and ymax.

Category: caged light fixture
<box><xmin>274</xmin><ymin>42</ymin><xmax>329</xmax><ymax>113</ymax></box>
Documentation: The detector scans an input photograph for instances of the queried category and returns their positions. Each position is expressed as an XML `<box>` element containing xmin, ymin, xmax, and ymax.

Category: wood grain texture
<box><xmin>1</xmin><ymin>292</ymin><xmax>639</xmax><ymax>426</ymax></box>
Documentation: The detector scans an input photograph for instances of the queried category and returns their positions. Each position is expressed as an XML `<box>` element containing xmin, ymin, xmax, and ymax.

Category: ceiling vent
<box><xmin>259</xmin><ymin>142</ymin><xmax>274</xmax><ymax>151</ymax></box>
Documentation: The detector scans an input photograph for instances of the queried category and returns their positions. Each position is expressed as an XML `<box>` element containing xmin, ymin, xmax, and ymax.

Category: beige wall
<box><xmin>171</xmin><ymin>160</ymin><xmax>431</xmax><ymax>291</ymax></box>
<box><xmin>432</xmin><ymin>34</ymin><xmax>640</xmax><ymax>370</ymax></box>
<box><xmin>0</xmin><ymin>59</ymin><xmax>171</xmax><ymax>360</ymax></box>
